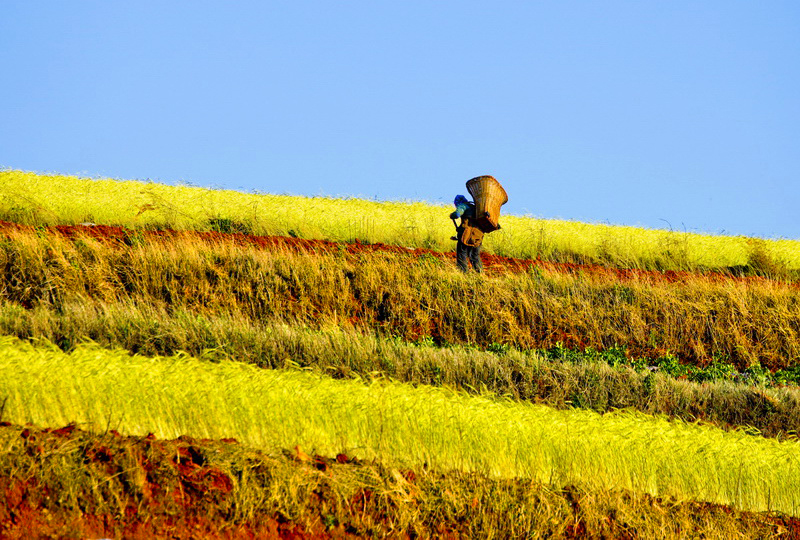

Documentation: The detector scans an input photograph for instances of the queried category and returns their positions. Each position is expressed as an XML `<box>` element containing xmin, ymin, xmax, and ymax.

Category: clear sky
<box><xmin>2</xmin><ymin>1</ymin><xmax>798</xmax><ymax>239</ymax></box>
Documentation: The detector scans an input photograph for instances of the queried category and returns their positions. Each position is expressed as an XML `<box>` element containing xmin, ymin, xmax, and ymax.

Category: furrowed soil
<box><xmin>2</xmin><ymin>423</ymin><xmax>799</xmax><ymax>539</ymax></box>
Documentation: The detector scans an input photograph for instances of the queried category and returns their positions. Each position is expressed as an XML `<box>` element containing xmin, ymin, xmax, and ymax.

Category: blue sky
<box><xmin>2</xmin><ymin>1</ymin><xmax>798</xmax><ymax>239</ymax></box>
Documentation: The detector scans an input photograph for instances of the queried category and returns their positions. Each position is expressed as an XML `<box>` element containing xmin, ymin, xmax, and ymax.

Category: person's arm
<box><xmin>450</xmin><ymin>203</ymin><xmax>469</xmax><ymax>220</ymax></box>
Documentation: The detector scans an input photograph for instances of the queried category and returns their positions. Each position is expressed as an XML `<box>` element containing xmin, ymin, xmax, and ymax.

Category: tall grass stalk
<box><xmin>2</xmin><ymin>169</ymin><xmax>798</xmax><ymax>272</ymax></box>
<box><xmin>2</xmin><ymin>337</ymin><xmax>800</xmax><ymax>515</ymax></box>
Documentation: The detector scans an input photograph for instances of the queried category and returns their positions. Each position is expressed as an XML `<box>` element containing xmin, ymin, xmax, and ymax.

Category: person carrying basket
<box><xmin>449</xmin><ymin>175</ymin><xmax>509</xmax><ymax>274</ymax></box>
<box><xmin>450</xmin><ymin>194</ymin><xmax>484</xmax><ymax>273</ymax></box>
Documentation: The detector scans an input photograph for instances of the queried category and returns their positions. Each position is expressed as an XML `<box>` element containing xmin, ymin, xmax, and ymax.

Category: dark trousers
<box><xmin>456</xmin><ymin>241</ymin><xmax>483</xmax><ymax>273</ymax></box>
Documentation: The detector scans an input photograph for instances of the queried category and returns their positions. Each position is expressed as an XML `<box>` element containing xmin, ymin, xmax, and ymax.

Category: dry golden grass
<box><xmin>1</xmin><ymin>226</ymin><xmax>798</xmax><ymax>369</ymax></box>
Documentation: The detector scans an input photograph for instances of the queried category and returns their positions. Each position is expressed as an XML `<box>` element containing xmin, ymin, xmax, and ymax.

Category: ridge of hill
<box><xmin>2</xmin><ymin>169</ymin><xmax>799</xmax><ymax>274</ymax></box>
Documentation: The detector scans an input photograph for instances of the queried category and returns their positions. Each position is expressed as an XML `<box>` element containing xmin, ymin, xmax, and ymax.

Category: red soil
<box><xmin>0</xmin><ymin>220</ymin><xmax>786</xmax><ymax>287</ymax></box>
<box><xmin>2</xmin><ymin>423</ymin><xmax>360</xmax><ymax>539</ymax></box>
<box><xmin>3</xmin><ymin>423</ymin><xmax>800</xmax><ymax>539</ymax></box>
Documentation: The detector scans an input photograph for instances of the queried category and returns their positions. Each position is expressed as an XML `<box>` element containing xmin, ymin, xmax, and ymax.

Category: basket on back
<box><xmin>466</xmin><ymin>175</ymin><xmax>508</xmax><ymax>233</ymax></box>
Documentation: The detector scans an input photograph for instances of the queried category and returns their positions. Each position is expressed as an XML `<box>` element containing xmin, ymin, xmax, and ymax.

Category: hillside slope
<box><xmin>2</xmin><ymin>172</ymin><xmax>800</xmax><ymax>537</ymax></box>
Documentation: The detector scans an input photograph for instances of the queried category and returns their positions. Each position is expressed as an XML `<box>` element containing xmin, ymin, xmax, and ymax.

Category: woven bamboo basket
<box><xmin>466</xmin><ymin>175</ymin><xmax>508</xmax><ymax>232</ymax></box>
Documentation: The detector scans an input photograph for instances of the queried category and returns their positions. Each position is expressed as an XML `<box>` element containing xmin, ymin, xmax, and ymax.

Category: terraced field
<box><xmin>2</xmin><ymin>171</ymin><xmax>800</xmax><ymax>538</ymax></box>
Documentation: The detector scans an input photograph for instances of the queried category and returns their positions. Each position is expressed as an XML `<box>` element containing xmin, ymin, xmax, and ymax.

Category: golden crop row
<box><xmin>2</xmin><ymin>169</ymin><xmax>799</xmax><ymax>271</ymax></box>
<box><xmin>2</xmin><ymin>337</ymin><xmax>800</xmax><ymax>516</ymax></box>
<box><xmin>3</xmin><ymin>299</ymin><xmax>800</xmax><ymax>438</ymax></box>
